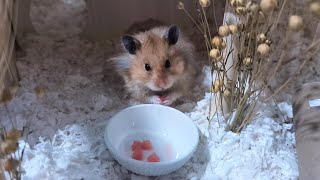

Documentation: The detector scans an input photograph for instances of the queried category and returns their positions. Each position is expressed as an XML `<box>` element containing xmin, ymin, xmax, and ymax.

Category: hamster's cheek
<box><xmin>171</xmin><ymin>59</ymin><xmax>185</xmax><ymax>75</ymax></box>
<box><xmin>130</xmin><ymin>67</ymin><xmax>149</xmax><ymax>82</ymax></box>
<box><xmin>166</xmin><ymin>77</ymin><xmax>175</xmax><ymax>88</ymax></box>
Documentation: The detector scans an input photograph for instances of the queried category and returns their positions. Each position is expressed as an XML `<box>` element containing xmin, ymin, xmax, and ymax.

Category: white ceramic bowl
<box><xmin>104</xmin><ymin>104</ymin><xmax>199</xmax><ymax>176</ymax></box>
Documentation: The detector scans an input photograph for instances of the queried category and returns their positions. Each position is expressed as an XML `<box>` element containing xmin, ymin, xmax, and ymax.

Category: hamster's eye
<box><xmin>165</xmin><ymin>59</ymin><xmax>171</xmax><ymax>69</ymax></box>
<box><xmin>145</xmin><ymin>64</ymin><xmax>151</xmax><ymax>71</ymax></box>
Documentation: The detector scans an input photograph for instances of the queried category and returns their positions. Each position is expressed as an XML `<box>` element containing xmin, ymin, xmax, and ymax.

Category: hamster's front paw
<box><xmin>147</xmin><ymin>93</ymin><xmax>181</xmax><ymax>106</ymax></box>
<box><xmin>161</xmin><ymin>93</ymin><xmax>181</xmax><ymax>106</ymax></box>
<box><xmin>147</xmin><ymin>95</ymin><xmax>173</xmax><ymax>106</ymax></box>
<box><xmin>148</xmin><ymin>96</ymin><xmax>162</xmax><ymax>104</ymax></box>
<box><xmin>158</xmin><ymin>96</ymin><xmax>173</xmax><ymax>106</ymax></box>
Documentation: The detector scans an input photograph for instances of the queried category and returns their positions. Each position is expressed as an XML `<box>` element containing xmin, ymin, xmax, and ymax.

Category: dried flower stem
<box><xmin>270</xmin><ymin>0</ymin><xmax>289</xmax><ymax>32</ymax></box>
<box><xmin>179</xmin><ymin>0</ymin><xmax>318</xmax><ymax>132</ymax></box>
<box><xmin>266</xmin><ymin>30</ymin><xmax>291</xmax><ymax>84</ymax></box>
<box><xmin>264</xmin><ymin>22</ymin><xmax>320</xmax><ymax>102</ymax></box>
<box><xmin>211</xmin><ymin>0</ymin><xmax>219</xmax><ymax>31</ymax></box>
<box><xmin>181</xmin><ymin>7</ymin><xmax>205</xmax><ymax>35</ymax></box>
<box><xmin>4</xmin><ymin>105</ymin><xmax>16</xmax><ymax>129</ymax></box>
<box><xmin>201</xmin><ymin>6</ymin><xmax>213</xmax><ymax>42</ymax></box>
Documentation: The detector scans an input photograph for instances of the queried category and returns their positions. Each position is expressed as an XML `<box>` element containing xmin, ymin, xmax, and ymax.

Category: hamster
<box><xmin>110</xmin><ymin>19</ymin><xmax>201</xmax><ymax>106</ymax></box>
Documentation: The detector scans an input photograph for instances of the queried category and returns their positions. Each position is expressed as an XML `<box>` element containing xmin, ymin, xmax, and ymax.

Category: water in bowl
<box><xmin>118</xmin><ymin>132</ymin><xmax>179</xmax><ymax>162</ymax></box>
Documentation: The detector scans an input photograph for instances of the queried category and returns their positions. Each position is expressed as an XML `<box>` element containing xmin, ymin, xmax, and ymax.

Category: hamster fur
<box><xmin>110</xmin><ymin>21</ymin><xmax>201</xmax><ymax>106</ymax></box>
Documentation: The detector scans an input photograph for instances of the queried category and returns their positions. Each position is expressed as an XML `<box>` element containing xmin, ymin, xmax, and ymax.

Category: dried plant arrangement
<box><xmin>0</xmin><ymin>85</ymin><xmax>46</xmax><ymax>180</ymax></box>
<box><xmin>178</xmin><ymin>0</ymin><xmax>320</xmax><ymax>132</ymax></box>
<box><xmin>0</xmin><ymin>85</ymin><xmax>22</xmax><ymax>180</ymax></box>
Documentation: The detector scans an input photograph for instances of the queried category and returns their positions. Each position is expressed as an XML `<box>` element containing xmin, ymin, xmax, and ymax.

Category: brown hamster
<box><xmin>110</xmin><ymin>20</ymin><xmax>201</xmax><ymax>106</ymax></box>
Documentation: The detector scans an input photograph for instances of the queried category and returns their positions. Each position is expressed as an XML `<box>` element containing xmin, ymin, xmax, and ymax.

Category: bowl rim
<box><xmin>104</xmin><ymin>104</ymin><xmax>199</xmax><ymax>166</ymax></box>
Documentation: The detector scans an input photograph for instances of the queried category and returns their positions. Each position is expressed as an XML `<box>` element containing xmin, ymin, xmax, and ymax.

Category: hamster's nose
<box><xmin>156</xmin><ymin>79</ymin><xmax>166</xmax><ymax>89</ymax></box>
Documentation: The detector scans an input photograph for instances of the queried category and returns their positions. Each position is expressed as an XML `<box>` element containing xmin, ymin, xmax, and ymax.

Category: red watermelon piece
<box><xmin>147</xmin><ymin>153</ymin><xmax>160</xmax><ymax>162</ymax></box>
<box><xmin>131</xmin><ymin>140</ymin><xmax>143</xmax><ymax>151</ymax></box>
<box><xmin>142</xmin><ymin>140</ymin><xmax>153</xmax><ymax>150</ymax></box>
<box><xmin>132</xmin><ymin>149</ymin><xmax>143</xmax><ymax>160</ymax></box>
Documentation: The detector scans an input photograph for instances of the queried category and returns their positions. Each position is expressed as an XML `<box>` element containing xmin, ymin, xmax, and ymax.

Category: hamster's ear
<box><xmin>122</xmin><ymin>35</ymin><xmax>141</xmax><ymax>55</ymax></box>
<box><xmin>165</xmin><ymin>25</ymin><xmax>180</xmax><ymax>46</ymax></box>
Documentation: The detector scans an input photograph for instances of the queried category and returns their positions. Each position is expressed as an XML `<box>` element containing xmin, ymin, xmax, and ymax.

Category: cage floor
<box><xmin>2</xmin><ymin>0</ymin><xmax>298</xmax><ymax>179</ymax></box>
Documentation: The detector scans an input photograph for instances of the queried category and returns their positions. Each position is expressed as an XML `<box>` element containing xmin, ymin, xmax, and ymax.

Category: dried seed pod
<box><xmin>210</xmin><ymin>85</ymin><xmax>219</xmax><ymax>93</ymax></box>
<box><xmin>211</xmin><ymin>56</ymin><xmax>223</xmax><ymax>63</ymax></box>
<box><xmin>223</xmin><ymin>90</ymin><xmax>231</xmax><ymax>97</ymax></box>
<box><xmin>199</xmin><ymin>0</ymin><xmax>210</xmax><ymax>7</ymax></box>
<box><xmin>216</xmin><ymin>55</ymin><xmax>224</xmax><ymax>62</ymax></box>
<box><xmin>5</xmin><ymin>129</ymin><xmax>21</xmax><ymax>141</ymax></box>
<box><xmin>220</xmin><ymin>41</ymin><xmax>227</xmax><ymax>50</ymax></box>
<box><xmin>236</xmin><ymin>6</ymin><xmax>246</xmax><ymax>15</ymax></box>
<box><xmin>289</xmin><ymin>15</ymin><xmax>303</xmax><ymax>32</ymax></box>
<box><xmin>229</xmin><ymin>25</ymin><xmax>238</xmax><ymax>34</ymax></box>
<box><xmin>3</xmin><ymin>158</ymin><xmax>20</xmax><ymax>172</ymax></box>
<box><xmin>177</xmin><ymin>1</ymin><xmax>185</xmax><ymax>9</ymax></box>
<box><xmin>230</xmin><ymin>0</ymin><xmax>237</xmax><ymax>7</ymax></box>
<box><xmin>230</xmin><ymin>0</ymin><xmax>244</xmax><ymax>7</ymax></box>
<box><xmin>257</xmin><ymin>33</ymin><xmax>267</xmax><ymax>44</ymax></box>
<box><xmin>209</xmin><ymin>49</ymin><xmax>221</xmax><ymax>59</ymax></box>
<box><xmin>1</xmin><ymin>140</ymin><xmax>18</xmax><ymax>155</ymax></box>
<box><xmin>260</xmin><ymin>0</ymin><xmax>277</xmax><ymax>12</ymax></box>
<box><xmin>1</xmin><ymin>89</ymin><xmax>13</xmax><ymax>104</ymax></box>
<box><xmin>214</xmin><ymin>79</ymin><xmax>223</xmax><ymax>87</ymax></box>
<box><xmin>243</xmin><ymin>57</ymin><xmax>253</xmax><ymax>66</ymax></box>
<box><xmin>257</xmin><ymin>43</ymin><xmax>270</xmax><ymax>55</ymax></box>
<box><xmin>211</xmin><ymin>36</ymin><xmax>223</xmax><ymax>47</ymax></box>
<box><xmin>218</xmin><ymin>25</ymin><xmax>230</xmax><ymax>37</ymax></box>
<box><xmin>310</xmin><ymin>2</ymin><xmax>320</xmax><ymax>15</ymax></box>
<box><xmin>34</xmin><ymin>85</ymin><xmax>46</xmax><ymax>98</ymax></box>
<box><xmin>265</xmin><ymin>39</ymin><xmax>272</xmax><ymax>45</ymax></box>
<box><xmin>236</xmin><ymin>0</ymin><xmax>244</xmax><ymax>6</ymax></box>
